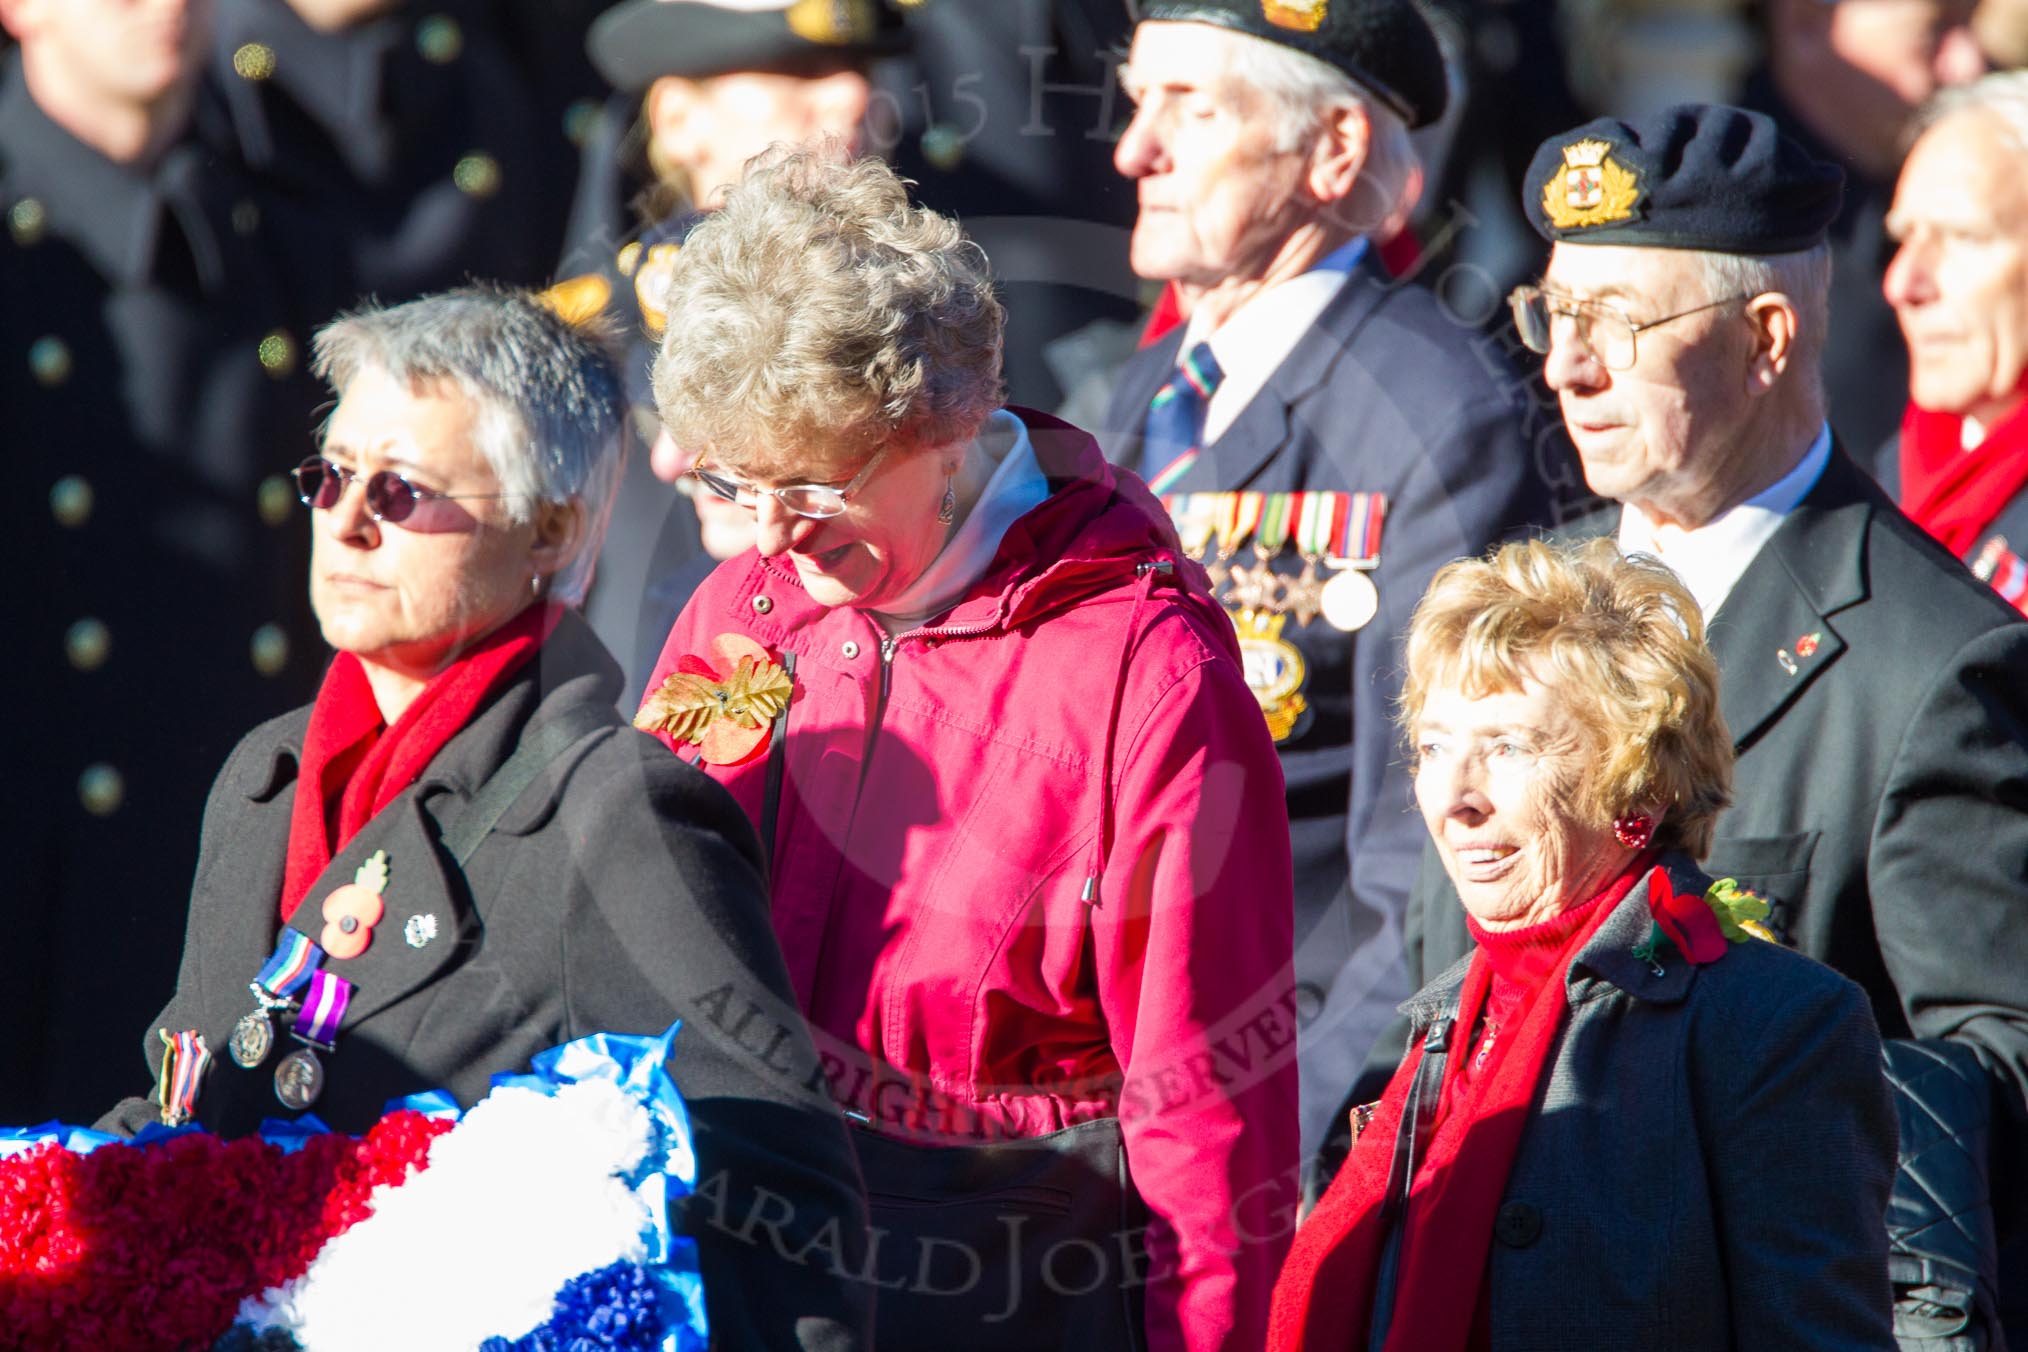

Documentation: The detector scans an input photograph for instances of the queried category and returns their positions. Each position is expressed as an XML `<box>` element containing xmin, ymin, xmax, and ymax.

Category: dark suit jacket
<box><xmin>103</xmin><ymin>613</ymin><xmax>872</xmax><ymax>1352</ymax></box>
<box><xmin>1098</xmin><ymin>254</ymin><xmax>1569</xmax><ymax>1155</ymax></box>
<box><xmin>1380</xmin><ymin>448</ymin><xmax>2028</xmax><ymax>1136</ymax></box>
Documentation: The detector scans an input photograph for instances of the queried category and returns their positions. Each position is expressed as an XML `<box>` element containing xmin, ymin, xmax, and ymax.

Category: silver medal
<box><xmin>229</xmin><ymin>1010</ymin><xmax>274</xmax><ymax>1068</ymax></box>
<box><xmin>1319</xmin><ymin>568</ymin><xmax>1380</xmax><ymax>632</ymax></box>
<box><xmin>273</xmin><ymin>1045</ymin><xmax>325</xmax><ymax>1111</ymax></box>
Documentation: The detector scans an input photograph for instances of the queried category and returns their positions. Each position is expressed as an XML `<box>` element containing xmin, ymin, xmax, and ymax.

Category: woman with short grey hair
<box><xmin>639</xmin><ymin>151</ymin><xmax>1297</xmax><ymax>1352</ymax></box>
<box><xmin>105</xmin><ymin>286</ymin><xmax>874</xmax><ymax>1351</ymax></box>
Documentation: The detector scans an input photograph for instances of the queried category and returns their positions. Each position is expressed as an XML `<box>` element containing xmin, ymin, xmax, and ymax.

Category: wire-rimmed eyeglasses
<box><xmin>690</xmin><ymin>444</ymin><xmax>891</xmax><ymax>520</ymax></box>
<box><xmin>1508</xmin><ymin>285</ymin><xmax>1752</xmax><ymax>370</ymax></box>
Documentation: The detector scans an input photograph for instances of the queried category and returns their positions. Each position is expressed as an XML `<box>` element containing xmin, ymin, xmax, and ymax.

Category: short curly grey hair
<box><xmin>651</xmin><ymin>148</ymin><xmax>1006</xmax><ymax>467</ymax></box>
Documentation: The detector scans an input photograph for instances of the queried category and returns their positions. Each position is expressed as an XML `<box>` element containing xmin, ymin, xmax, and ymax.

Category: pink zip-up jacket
<box><xmin>642</xmin><ymin>411</ymin><xmax>1298</xmax><ymax>1351</ymax></box>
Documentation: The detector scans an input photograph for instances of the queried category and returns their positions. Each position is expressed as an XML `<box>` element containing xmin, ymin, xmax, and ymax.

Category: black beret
<box><xmin>588</xmin><ymin>0</ymin><xmax>904</xmax><ymax>91</ymax></box>
<box><xmin>1523</xmin><ymin>104</ymin><xmax>1845</xmax><ymax>255</ymax></box>
<box><xmin>1134</xmin><ymin>0</ymin><xmax>1447</xmax><ymax>129</ymax></box>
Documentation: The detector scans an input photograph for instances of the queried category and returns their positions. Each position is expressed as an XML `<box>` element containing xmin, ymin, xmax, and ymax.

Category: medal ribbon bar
<box><xmin>157</xmin><ymin>1028</ymin><xmax>213</xmax><ymax>1126</ymax></box>
<box><xmin>291</xmin><ymin>969</ymin><xmax>353</xmax><ymax>1051</ymax></box>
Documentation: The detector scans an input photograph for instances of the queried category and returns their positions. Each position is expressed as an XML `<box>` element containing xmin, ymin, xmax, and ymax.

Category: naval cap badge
<box><xmin>1542</xmin><ymin>138</ymin><xmax>1640</xmax><ymax>231</ymax></box>
<box><xmin>1262</xmin><ymin>0</ymin><xmax>1328</xmax><ymax>32</ymax></box>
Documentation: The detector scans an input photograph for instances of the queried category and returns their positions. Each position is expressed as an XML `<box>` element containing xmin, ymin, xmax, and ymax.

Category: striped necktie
<box><xmin>1140</xmin><ymin>341</ymin><xmax>1224</xmax><ymax>494</ymax></box>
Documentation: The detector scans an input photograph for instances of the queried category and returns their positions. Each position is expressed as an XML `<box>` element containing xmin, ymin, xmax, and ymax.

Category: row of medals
<box><xmin>231</xmin><ymin>981</ymin><xmax>328</xmax><ymax>1111</ymax></box>
<box><xmin>1169</xmin><ymin>493</ymin><xmax>1382</xmax><ymax>744</ymax></box>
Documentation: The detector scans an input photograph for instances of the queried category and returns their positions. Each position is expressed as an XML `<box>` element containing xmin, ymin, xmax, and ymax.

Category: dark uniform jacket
<box><xmin>209</xmin><ymin>0</ymin><xmax>601</xmax><ymax>298</ymax></box>
<box><xmin>1098</xmin><ymin>253</ymin><xmax>1566</xmax><ymax>1157</ymax></box>
<box><xmin>101</xmin><ymin>612</ymin><xmax>873</xmax><ymax>1352</ymax></box>
<box><xmin>1</xmin><ymin>57</ymin><xmax>332</xmax><ymax>1123</ymax></box>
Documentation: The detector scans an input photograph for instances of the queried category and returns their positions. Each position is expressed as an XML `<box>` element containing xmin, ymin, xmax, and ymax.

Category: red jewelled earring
<box><xmin>1613</xmin><ymin>812</ymin><xmax>1654</xmax><ymax>850</ymax></box>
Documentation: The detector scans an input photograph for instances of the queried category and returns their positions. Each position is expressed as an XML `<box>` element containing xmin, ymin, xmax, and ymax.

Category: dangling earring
<box><xmin>936</xmin><ymin>476</ymin><xmax>956</xmax><ymax>525</ymax></box>
<box><xmin>529</xmin><ymin>573</ymin><xmax>543</xmax><ymax>600</ymax></box>
<box><xmin>1612</xmin><ymin>812</ymin><xmax>1654</xmax><ymax>850</ymax></box>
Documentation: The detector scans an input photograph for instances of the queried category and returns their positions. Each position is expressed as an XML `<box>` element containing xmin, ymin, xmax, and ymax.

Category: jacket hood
<box><xmin>933</xmin><ymin>408</ymin><xmax>1228</xmax><ymax>642</ymax></box>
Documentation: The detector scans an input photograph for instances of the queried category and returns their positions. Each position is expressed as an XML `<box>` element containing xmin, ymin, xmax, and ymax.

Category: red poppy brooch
<box><xmin>635</xmin><ymin>633</ymin><xmax>794</xmax><ymax>766</ymax></box>
<box><xmin>1635</xmin><ymin>868</ymin><xmax>1775</xmax><ymax>969</ymax></box>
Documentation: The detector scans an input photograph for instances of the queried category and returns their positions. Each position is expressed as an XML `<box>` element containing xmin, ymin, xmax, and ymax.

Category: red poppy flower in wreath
<box><xmin>635</xmin><ymin>633</ymin><xmax>794</xmax><ymax>766</ymax></box>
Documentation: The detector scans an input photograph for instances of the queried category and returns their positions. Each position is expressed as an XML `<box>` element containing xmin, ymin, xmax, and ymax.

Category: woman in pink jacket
<box><xmin>635</xmin><ymin>149</ymin><xmax>1297</xmax><ymax>1352</ymax></box>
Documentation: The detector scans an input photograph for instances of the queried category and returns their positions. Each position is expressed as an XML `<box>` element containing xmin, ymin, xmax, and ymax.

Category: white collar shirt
<box><xmin>1616</xmin><ymin>422</ymin><xmax>1834</xmax><ymax>620</ymax></box>
<box><xmin>1185</xmin><ymin>236</ymin><xmax>1368</xmax><ymax>446</ymax></box>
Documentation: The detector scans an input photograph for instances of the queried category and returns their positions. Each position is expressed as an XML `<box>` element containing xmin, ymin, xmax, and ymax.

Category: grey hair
<box><xmin>1916</xmin><ymin>70</ymin><xmax>2028</xmax><ymax>153</ymax></box>
<box><xmin>1688</xmin><ymin>244</ymin><xmax>1833</xmax><ymax>400</ymax></box>
<box><xmin>311</xmin><ymin>286</ymin><xmax>627</xmax><ymax>606</ymax></box>
<box><xmin>1219</xmin><ymin>27</ymin><xmax>1421</xmax><ymax>235</ymax></box>
<box><xmin>652</xmin><ymin>148</ymin><xmax>1005</xmax><ymax>466</ymax></box>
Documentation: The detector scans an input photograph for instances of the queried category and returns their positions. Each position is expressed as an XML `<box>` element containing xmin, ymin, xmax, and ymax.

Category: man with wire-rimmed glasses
<box><xmin>1362</xmin><ymin>105</ymin><xmax>2028</xmax><ymax>1334</ymax></box>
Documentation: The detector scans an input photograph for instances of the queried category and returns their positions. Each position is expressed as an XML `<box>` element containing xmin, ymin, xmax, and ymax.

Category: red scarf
<box><xmin>1898</xmin><ymin>395</ymin><xmax>2028</xmax><ymax>557</ymax></box>
<box><xmin>278</xmin><ymin>603</ymin><xmax>561</xmax><ymax>922</ymax></box>
<box><xmin>1268</xmin><ymin>862</ymin><xmax>1645</xmax><ymax>1352</ymax></box>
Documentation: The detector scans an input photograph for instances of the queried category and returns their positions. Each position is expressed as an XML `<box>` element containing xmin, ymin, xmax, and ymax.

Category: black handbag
<box><xmin>850</xmin><ymin>1117</ymin><xmax>1148</xmax><ymax>1350</ymax></box>
<box><xmin>757</xmin><ymin>686</ymin><xmax>1146</xmax><ymax>1351</ymax></box>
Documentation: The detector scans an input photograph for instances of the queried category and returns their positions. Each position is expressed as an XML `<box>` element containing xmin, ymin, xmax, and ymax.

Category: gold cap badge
<box><xmin>634</xmin><ymin>242</ymin><xmax>682</xmax><ymax>336</ymax></box>
<box><xmin>1261</xmin><ymin>0</ymin><xmax>1327</xmax><ymax>32</ymax></box>
<box><xmin>1542</xmin><ymin>138</ymin><xmax>1640</xmax><ymax>230</ymax></box>
<box><xmin>786</xmin><ymin>0</ymin><xmax>873</xmax><ymax>45</ymax></box>
<box><xmin>538</xmin><ymin>274</ymin><xmax>613</xmax><ymax>327</ymax></box>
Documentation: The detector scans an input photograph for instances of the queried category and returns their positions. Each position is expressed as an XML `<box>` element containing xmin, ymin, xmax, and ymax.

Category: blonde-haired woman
<box><xmin>1271</xmin><ymin>538</ymin><xmax>1895</xmax><ymax>1351</ymax></box>
<box><xmin>638</xmin><ymin>149</ymin><xmax>1297</xmax><ymax>1352</ymax></box>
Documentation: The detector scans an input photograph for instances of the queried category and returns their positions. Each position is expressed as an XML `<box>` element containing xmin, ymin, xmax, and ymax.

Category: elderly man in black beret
<box><xmin>1097</xmin><ymin>0</ymin><xmax>1565</xmax><ymax>1178</ymax></box>
<box><xmin>1382</xmin><ymin>102</ymin><xmax>2028</xmax><ymax>1338</ymax></box>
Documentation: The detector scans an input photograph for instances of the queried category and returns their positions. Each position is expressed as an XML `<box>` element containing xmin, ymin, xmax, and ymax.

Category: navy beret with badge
<box><xmin>1523</xmin><ymin>103</ymin><xmax>1845</xmax><ymax>255</ymax></box>
<box><xmin>1133</xmin><ymin>0</ymin><xmax>1448</xmax><ymax>129</ymax></box>
<box><xmin>587</xmin><ymin>0</ymin><xmax>905</xmax><ymax>91</ymax></box>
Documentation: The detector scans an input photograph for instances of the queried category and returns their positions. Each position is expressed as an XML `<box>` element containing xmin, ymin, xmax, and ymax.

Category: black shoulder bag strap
<box><xmin>425</xmin><ymin>705</ymin><xmax>615</xmax><ymax>870</ymax></box>
<box><xmin>1367</xmin><ymin>1015</ymin><xmax>1454</xmax><ymax>1352</ymax></box>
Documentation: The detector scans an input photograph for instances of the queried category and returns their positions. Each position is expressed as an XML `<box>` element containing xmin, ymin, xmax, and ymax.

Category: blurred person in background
<box><xmin>556</xmin><ymin>0</ymin><xmax>900</xmax><ymax>703</ymax></box>
<box><xmin>1098</xmin><ymin>0</ymin><xmax>1564</xmax><ymax>1178</ymax></box>
<box><xmin>0</xmin><ymin>0</ymin><xmax>334</xmax><ymax>1122</ymax></box>
<box><xmin>1749</xmin><ymin>0</ymin><xmax>1988</xmax><ymax>456</ymax></box>
<box><xmin>206</xmin><ymin>0</ymin><xmax>610</xmax><ymax>299</ymax></box>
<box><xmin>1879</xmin><ymin>73</ymin><xmax>2028</xmax><ymax>611</ymax></box>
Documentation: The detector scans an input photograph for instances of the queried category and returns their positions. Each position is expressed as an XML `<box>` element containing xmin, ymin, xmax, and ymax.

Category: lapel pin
<box><xmin>1776</xmin><ymin>648</ymin><xmax>1798</xmax><ymax>676</ymax></box>
<box><xmin>404</xmin><ymin>913</ymin><xmax>438</xmax><ymax>949</ymax></box>
<box><xmin>320</xmin><ymin>850</ymin><xmax>388</xmax><ymax>961</ymax></box>
<box><xmin>1795</xmin><ymin>632</ymin><xmax>1821</xmax><ymax>659</ymax></box>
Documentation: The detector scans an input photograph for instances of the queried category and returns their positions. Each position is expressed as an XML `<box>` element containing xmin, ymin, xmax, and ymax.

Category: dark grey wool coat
<box><xmin>1390</xmin><ymin>856</ymin><xmax>1896</xmax><ymax>1349</ymax></box>
<box><xmin>101</xmin><ymin>612</ymin><xmax>872</xmax><ymax>1352</ymax></box>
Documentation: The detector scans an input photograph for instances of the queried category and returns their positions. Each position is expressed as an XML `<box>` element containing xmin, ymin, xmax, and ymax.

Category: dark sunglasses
<box><xmin>291</xmin><ymin>455</ymin><xmax>510</xmax><ymax>524</ymax></box>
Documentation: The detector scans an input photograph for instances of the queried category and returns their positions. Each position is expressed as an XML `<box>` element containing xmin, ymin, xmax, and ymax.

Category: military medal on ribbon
<box><xmin>276</xmin><ymin>968</ymin><xmax>354</xmax><ymax>1111</ymax></box>
<box><xmin>1319</xmin><ymin>492</ymin><xmax>1386</xmax><ymax>633</ymax></box>
<box><xmin>230</xmin><ymin>928</ymin><xmax>320</xmax><ymax>1069</ymax></box>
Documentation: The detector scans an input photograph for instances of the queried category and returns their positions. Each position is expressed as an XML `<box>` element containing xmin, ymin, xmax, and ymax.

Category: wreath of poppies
<box><xmin>0</xmin><ymin>1026</ymin><xmax>705</xmax><ymax>1352</ymax></box>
